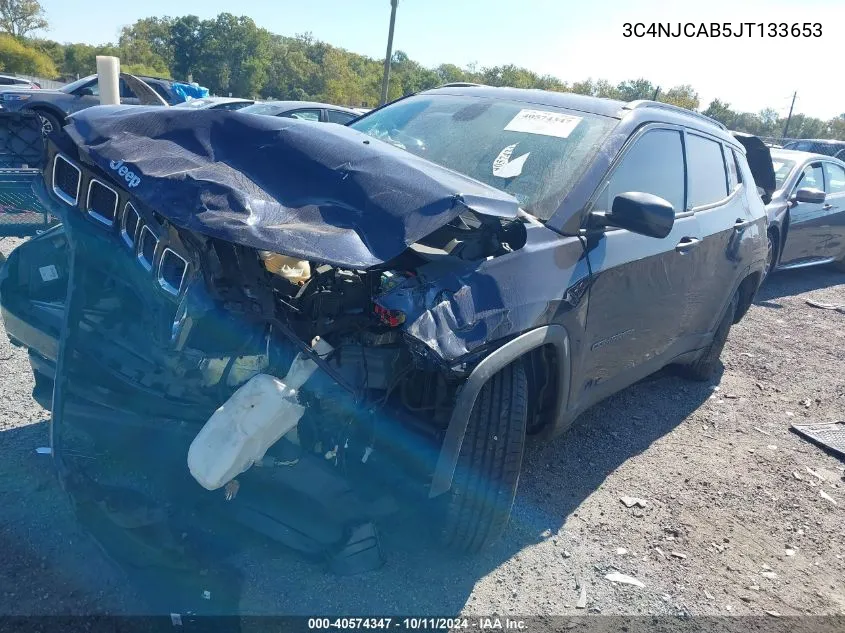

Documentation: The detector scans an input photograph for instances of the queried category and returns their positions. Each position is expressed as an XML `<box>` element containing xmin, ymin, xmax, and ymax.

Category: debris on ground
<box><xmin>605</xmin><ymin>572</ymin><xmax>645</xmax><ymax>588</ymax></box>
<box><xmin>761</xmin><ymin>571</ymin><xmax>778</xmax><ymax>580</ymax></box>
<box><xmin>576</xmin><ymin>586</ymin><xmax>587</xmax><ymax>609</ymax></box>
<box><xmin>765</xmin><ymin>610</ymin><xmax>782</xmax><ymax>617</ymax></box>
<box><xmin>35</xmin><ymin>447</ymin><xmax>51</xmax><ymax>455</ymax></box>
<box><xmin>805</xmin><ymin>298</ymin><xmax>845</xmax><ymax>313</ymax></box>
<box><xmin>791</xmin><ymin>421</ymin><xmax>845</xmax><ymax>460</ymax></box>
<box><xmin>620</xmin><ymin>496</ymin><xmax>647</xmax><ymax>508</ymax></box>
<box><xmin>670</xmin><ymin>551</ymin><xmax>687</xmax><ymax>559</ymax></box>
<box><xmin>616</xmin><ymin>548</ymin><xmax>628</xmax><ymax>555</ymax></box>
<box><xmin>819</xmin><ymin>490</ymin><xmax>837</xmax><ymax>505</ymax></box>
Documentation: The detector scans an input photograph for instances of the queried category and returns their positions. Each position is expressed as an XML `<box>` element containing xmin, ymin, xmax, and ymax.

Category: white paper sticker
<box><xmin>504</xmin><ymin>109</ymin><xmax>582</xmax><ymax>138</ymax></box>
<box><xmin>39</xmin><ymin>265</ymin><xmax>58</xmax><ymax>282</ymax></box>
<box><xmin>492</xmin><ymin>143</ymin><xmax>530</xmax><ymax>178</ymax></box>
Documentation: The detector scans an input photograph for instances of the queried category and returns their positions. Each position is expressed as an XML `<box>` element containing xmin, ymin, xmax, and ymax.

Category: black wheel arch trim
<box><xmin>429</xmin><ymin>324</ymin><xmax>571</xmax><ymax>498</ymax></box>
<box><xmin>24</xmin><ymin>104</ymin><xmax>66</xmax><ymax>123</ymax></box>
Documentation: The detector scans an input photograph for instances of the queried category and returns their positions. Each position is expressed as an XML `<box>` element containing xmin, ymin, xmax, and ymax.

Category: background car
<box><xmin>0</xmin><ymin>74</ymin><xmax>189</xmax><ymax>134</ymax></box>
<box><xmin>782</xmin><ymin>139</ymin><xmax>845</xmax><ymax>161</ymax></box>
<box><xmin>238</xmin><ymin>100</ymin><xmax>359</xmax><ymax>124</ymax></box>
<box><xmin>173</xmin><ymin>97</ymin><xmax>254</xmax><ymax>111</ymax></box>
<box><xmin>763</xmin><ymin>148</ymin><xmax>845</xmax><ymax>277</ymax></box>
<box><xmin>0</xmin><ymin>74</ymin><xmax>40</xmax><ymax>91</ymax></box>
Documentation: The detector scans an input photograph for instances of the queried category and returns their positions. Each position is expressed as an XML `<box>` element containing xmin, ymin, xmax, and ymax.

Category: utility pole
<box><xmin>379</xmin><ymin>0</ymin><xmax>399</xmax><ymax>106</ymax></box>
<box><xmin>782</xmin><ymin>91</ymin><xmax>797</xmax><ymax>141</ymax></box>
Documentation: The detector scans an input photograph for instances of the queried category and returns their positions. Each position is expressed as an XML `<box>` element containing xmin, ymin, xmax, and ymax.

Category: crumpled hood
<box><xmin>62</xmin><ymin>106</ymin><xmax>520</xmax><ymax>268</ymax></box>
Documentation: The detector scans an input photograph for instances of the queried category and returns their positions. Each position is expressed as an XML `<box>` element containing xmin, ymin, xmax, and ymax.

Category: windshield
<box><xmin>239</xmin><ymin>102</ymin><xmax>286</xmax><ymax>117</ymax></box>
<box><xmin>350</xmin><ymin>94</ymin><xmax>617</xmax><ymax>220</ymax></box>
<box><xmin>772</xmin><ymin>158</ymin><xmax>797</xmax><ymax>190</ymax></box>
<box><xmin>61</xmin><ymin>76</ymin><xmax>95</xmax><ymax>93</ymax></box>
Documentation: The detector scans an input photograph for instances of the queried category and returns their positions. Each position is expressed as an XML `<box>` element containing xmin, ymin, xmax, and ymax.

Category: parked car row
<box><xmin>763</xmin><ymin>148</ymin><xmax>845</xmax><ymax>277</ymax></box>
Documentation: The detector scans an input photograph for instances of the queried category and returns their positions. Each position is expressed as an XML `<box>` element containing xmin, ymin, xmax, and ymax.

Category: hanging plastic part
<box><xmin>187</xmin><ymin>337</ymin><xmax>334</xmax><ymax>491</ymax></box>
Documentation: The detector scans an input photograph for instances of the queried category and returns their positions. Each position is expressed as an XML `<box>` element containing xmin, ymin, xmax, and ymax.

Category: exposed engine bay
<box><xmin>0</xmin><ymin>105</ymin><xmax>559</xmax><ymax>578</ymax></box>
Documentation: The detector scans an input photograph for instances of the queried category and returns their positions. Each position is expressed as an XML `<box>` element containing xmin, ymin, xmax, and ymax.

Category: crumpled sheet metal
<box><xmin>63</xmin><ymin>106</ymin><xmax>520</xmax><ymax>268</ymax></box>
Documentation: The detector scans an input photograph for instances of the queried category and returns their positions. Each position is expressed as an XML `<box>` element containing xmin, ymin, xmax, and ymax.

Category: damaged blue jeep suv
<box><xmin>0</xmin><ymin>86</ymin><xmax>775</xmax><ymax>564</ymax></box>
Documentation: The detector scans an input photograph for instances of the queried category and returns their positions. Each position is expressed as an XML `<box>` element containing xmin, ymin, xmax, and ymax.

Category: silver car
<box><xmin>764</xmin><ymin>148</ymin><xmax>845</xmax><ymax>277</ymax></box>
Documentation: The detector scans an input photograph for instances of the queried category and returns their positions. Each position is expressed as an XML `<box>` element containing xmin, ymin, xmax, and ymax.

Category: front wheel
<box><xmin>677</xmin><ymin>293</ymin><xmax>737</xmax><ymax>382</ymax></box>
<box><xmin>35</xmin><ymin>111</ymin><xmax>62</xmax><ymax>136</ymax></box>
<box><xmin>440</xmin><ymin>360</ymin><xmax>528</xmax><ymax>554</ymax></box>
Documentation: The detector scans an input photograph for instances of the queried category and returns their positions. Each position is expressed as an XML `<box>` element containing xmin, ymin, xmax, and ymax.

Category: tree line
<box><xmin>0</xmin><ymin>2</ymin><xmax>842</xmax><ymax>141</ymax></box>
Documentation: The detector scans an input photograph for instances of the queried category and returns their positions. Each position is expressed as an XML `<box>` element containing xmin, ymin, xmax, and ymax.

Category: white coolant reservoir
<box><xmin>259</xmin><ymin>251</ymin><xmax>311</xmax><ymax>285</ymax></box>
<box><xmin>187</xmin><ymin>338</ymin><xmax>333</xmax><ymax>490</ymax></box>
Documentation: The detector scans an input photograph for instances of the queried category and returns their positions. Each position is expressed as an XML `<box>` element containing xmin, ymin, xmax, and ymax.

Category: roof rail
<box><xmin>624</xmin><ymin>99</ymin><xmax>726</xmax><ymax>130</ymax></box>
<box><xmin>437</xmin><ymin>82</ymin><xmax>487</xmax><ymax>88</ymax></box>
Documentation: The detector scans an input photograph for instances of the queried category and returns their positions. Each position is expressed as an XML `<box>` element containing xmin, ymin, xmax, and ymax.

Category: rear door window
<box><xmin>327</xmin><ymin>109</ymin><xmax>357</xmax><ymax>124</ymax></box>
<box><xmin>598</xmin><ymin>128</ymin><xmax>685</xmax><ymax>214</ymax></box>
<box><xmin>822</xmin><ymin>163</ymin><xmax>845</xmax><ymax>193</ymax></box>
<box><xmin>283</xmin><ymin>109</ymin><xmax>321</xmax><ymax>121</ymax></box>
<box><xmin>686</xmin><ymin>134</ymin><xmax>728</xmax><ymax>209</ymax></box>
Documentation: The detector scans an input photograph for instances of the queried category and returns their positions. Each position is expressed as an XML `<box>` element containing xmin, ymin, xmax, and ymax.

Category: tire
<box><xmin>677</xmin><ymin>293</ymin><xmax>738</xmax><ymax>382</ymax></box>
<box><xmin>440</xmin><ymin>360</ymin><xmax>528</xmax><ymax>554</ymax></box>
<box><xmin>34</xmin><ymin>110</ymin><xmax>62</xmax><ymax>136</ymax></box>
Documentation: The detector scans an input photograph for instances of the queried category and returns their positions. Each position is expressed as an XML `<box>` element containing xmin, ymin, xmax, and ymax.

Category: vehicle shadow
<box><xmin>0</xmin><ymin>368</ymin><xmax>718</xmax><ymax>618</ymax></box>
<box><xmin>755</xmin><ymin>265</ymin><xmax>844</xmax><ymax>306</ymax></box>
<box><xmin>230</xmin><ymin>366</ymin><xmax>720</xmax><ymax>616</ymax></box>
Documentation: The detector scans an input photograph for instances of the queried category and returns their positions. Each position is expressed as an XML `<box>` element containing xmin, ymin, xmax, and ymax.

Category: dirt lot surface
<box><xmin>1</xmin><ymin>234</ymin><xmax>844</xmax><ymax>620</ymax></box>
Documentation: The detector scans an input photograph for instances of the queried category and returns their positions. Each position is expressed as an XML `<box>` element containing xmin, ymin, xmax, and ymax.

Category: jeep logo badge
<box><xmin>109</xmin><ymin>160</ymin><xmax>141</xmax><ymax>188</ymax></box>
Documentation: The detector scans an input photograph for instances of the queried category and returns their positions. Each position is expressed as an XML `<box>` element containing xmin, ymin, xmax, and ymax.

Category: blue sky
<box><xmin>39</xmin><ymin>0</ymin><xmax>843</xmax><ymax>119</ymax></box>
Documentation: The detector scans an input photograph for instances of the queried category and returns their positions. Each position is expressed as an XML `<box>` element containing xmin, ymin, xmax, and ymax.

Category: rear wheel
<box><xmin>440</xmin><ymin>360</ymin><xmax>528</xmax><ymax>554</ymax></box>
<box><xmin>677</xmin><ymin>293</ymin><xmax>738</xmax><ymax>382</ymax></box>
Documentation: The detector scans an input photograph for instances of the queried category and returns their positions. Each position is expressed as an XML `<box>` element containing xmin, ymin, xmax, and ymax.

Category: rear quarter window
<box><xmin>686</xmin><ymin>134</ymin><xmax>728</xmax><ymax>208</ymax></box>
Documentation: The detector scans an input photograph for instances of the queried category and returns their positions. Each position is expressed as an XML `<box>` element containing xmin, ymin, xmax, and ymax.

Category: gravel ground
<box><xmin>1</xmin><ymin>234</ymin><xmax>844</xmax><ymax>619</ymax></box>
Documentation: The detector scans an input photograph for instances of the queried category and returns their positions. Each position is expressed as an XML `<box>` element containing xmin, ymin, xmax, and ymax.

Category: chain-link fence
<box><xmin>0</xmin><ymin>112</ymin><xmax>55</xmax><ymax>235</ymax></box>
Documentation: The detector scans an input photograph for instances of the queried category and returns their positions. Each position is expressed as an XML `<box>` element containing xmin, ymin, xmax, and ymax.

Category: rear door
<box><xmin>578</xmin><ymin>126</ymin><xmax>701</xmax><ymax>407</ymax></box>
<box><xmin>683</xmin><ymin>133</ymin><xmax>753</xmax><ymax>339</ymax></box>
<box><xmin>780</xmin><ymin>162</ymin><xmax>832</xmax><ymax>265</ymax></box>
<box><xmin>821</xmin><ymin>161</ymin><xmax>845</xmax><ymax>259</ymax></box>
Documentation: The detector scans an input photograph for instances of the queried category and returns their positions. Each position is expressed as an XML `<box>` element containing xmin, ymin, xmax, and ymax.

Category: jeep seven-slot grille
<box><xmin>158</xmin><ymin>248</ymin><xmax>188</xmax><ymax>295</ymax></box>
<box><xmin>52</xmin><ymin>154</ymin><xmax>81</xmax><ymax>205</ymax></box>
<box><xmin>121</xmin><ymin>202</ymin><xmax>140</xmax><ymax>247</ymax></box>
<box><xmin>87</xmin><ymin>179</ymin><xmax>119</xmax><ymax>225</ymax></box>
<box><xmin>138</xmin><ymin>225</ymin><xmax>159</xmax><ymax>271</ymax></box>
<box><xmin>48</xmin><ymin>151</ymin><xmax>191</xmax><ymax>300</ymax></box>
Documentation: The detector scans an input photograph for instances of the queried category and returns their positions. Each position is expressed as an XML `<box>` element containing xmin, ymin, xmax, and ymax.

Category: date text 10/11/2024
<box><xmin>623</xmin><ymin>22</ymin><xmax>822</xmax><ymax>38</ymax></box>
<box><xmin>307</xmin><ymin>617</ymin><xmax>528</xmax><ymax>630</ymax></box>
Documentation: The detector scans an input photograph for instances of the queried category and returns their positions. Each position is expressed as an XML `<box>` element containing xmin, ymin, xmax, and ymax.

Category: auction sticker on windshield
<box><xmin>504</xmin><ymin>109</ymin><xmax>582</xmax><ymax>138</ymax></box>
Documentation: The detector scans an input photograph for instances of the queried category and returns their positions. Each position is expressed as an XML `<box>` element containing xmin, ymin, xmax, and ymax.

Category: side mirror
<box><xmin>77</xmin><ymin>87</ymin><xmax>95</xmax><ymax>97</ymax></box>
<box><xmin>792</xmin><ymin>187</ymin><xmax>825</xmax><ymax>204</ymax></box>
<box><xmin>589</xmin><ymin>192</ymin><xmax>675</xmax><ymax>239</ymax></box>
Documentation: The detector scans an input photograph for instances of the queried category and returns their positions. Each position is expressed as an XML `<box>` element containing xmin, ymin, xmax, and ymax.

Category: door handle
<box><xmin>675</xmin><ymin>237</ymin><xmax>701</xmax><ymax>253</ymax></box>
<box><xmin>733</xmin><ymin>218</ymin><xmax>752</xmax><ymax>230</ymax></box>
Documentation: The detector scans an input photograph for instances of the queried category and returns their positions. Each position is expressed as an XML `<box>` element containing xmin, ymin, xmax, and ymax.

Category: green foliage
<box><xmin>5</xmin><ymin>8</ymin><xmax>843</xmax><ymax>141</ymax></box>
<box><xmin>0</xmin><ymin>0</ymin><xmax>46</xmax><ymax>38</ymax></box>
<box><xmin>0</xmin><ymin>32</ymin><xmax>54</xmax><ymax>75</ymax></box>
